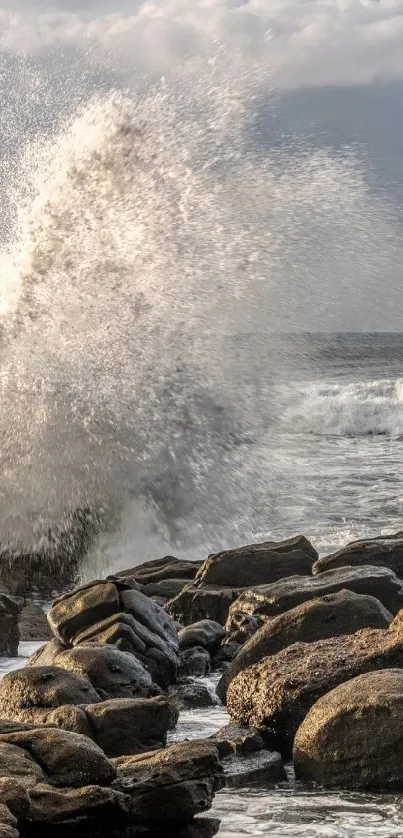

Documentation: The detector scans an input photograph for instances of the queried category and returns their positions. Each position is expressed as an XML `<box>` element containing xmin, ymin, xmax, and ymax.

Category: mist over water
<box><xmin>0</xmin><ymin>5</ymin><xmax>402</xmax><ymax>569</ymax></box>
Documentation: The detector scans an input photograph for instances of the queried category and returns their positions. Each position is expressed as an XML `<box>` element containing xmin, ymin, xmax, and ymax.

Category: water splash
<box><xmin>0</xmin><ymin>47</ymin><xmax>400</xmax><ymax>562</ymax></box>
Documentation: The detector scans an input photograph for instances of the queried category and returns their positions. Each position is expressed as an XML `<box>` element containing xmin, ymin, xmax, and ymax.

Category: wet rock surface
<box><xmin>47</xmin><ymin>580</ymin><xmax>180</xmax><ymax>688</ymax></box>
<box><xmin>294</xmin><ymin>668</ymin><xmax>403</xmax><ymax>790</ymax></box>
<box><xmin>218</xmin><ymin>589</ymin><xmax>392</xmax><ymax>700</ymax></box>
<box><xmin>0</xmin><ymin>595</ymin><xmax>21</xmax><ymax>657</ymax></box>
<box><xmin>313</xmin><ymin>532</ymin><xmax>403</xmax><ymax>577</ymax></box>
<box><xmin>193</xmin><ymin>536</ymin><xmax>317</xmax><ymax>589</ymax></box>
<box><xmin>227</xmin><ymin>564</ymin><xmax>403</xmax><ymax>622</ymax></box>
<box><xmin>226</xmin><ymin>624</ymin><xmax>403</xmax><ymax>754</ymax></box>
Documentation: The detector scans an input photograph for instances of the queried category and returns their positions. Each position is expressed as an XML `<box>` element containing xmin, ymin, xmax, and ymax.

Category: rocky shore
<box><xmin>3</xmin><ymin>531</ymin><xmax>403</xmax><ymax>834</ymax></box>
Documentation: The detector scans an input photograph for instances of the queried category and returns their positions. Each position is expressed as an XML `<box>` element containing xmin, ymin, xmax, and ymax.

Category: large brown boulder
<box><xmin>294</xmin><ymin>669</ymin><xmax>403</xmax><ymax>790</ymax></box>
<box><xmin>226</xmin><ymin>565</ymin><xmax>403</xmax><ymax>623</ymax></box>
<box><xmin>193</xmin><ymin>536</ymin><xmax>317</xmax><ymax>589</ymax></box>
<box><xmin>47</xmin><ymin>579</ymin><xmax>180</xmax><ymax>687</ymax></box>
<box><xmin>113</xmin><ymin>740</ymin><xmax>224</xmax><ymax>823</ymax></box>
<box><xmin>226</xmin><ymin>623</ymin><xmax>403</xmax><ymax>755</ymax></box>
<box><xmin>0</xmin><ymin>667</ymin><xmax>173</xmax><ymax>757</ymax></box>
<box><xmin>0</xmin><ymin>665</ymin><xmax>100</xmax><ymax>727</ymax></box>
<box><xmin>313</xmin><ymin>532</ymin><xmax>403</xmax><ymax>577</ymax></box>
<box><xmin>0</xmin><ymin>727</ymin><xmax>116</xmax><ymax>788</ymax></box>
<box><xmin>217</xmin><ymin>589</ymin><xmax>392</xmax><ymax>700</ymax></box>
<box><xmin>28</xmin><ymin>642</ymin><xmax>160</xmax><ymax>700</ymax></box>
<box><xmin>84</xmin><ymin>695</ymin><xmax>174</xmax><ymax>757</ymax></box>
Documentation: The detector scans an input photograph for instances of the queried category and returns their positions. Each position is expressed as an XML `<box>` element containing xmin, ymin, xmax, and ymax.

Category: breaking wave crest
<box><xmin>284</xmin><ymin>378</ymin><xmax>403</xmax><ymax>437</ymax></box>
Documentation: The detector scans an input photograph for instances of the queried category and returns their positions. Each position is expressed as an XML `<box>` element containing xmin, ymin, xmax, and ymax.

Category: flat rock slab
<box><xmin>227</xmin><ymin>564</ymin><xmax>403</xmax><ymax>622</ymax></box>
<box><xmin>194</xmin><ymin>536</ymin><xmax>317</xmax><ymax>589</ymax></box>
<box><xmin>222</xmin><ymin>750</ymin><xmax>286</xmax><ymax>787</ymax></box>
<box><xmin>113</xmin><ymin>740</ymin><xmax>224</xmax><ymax>823</ymax></box>
<box><xmin>294</xmin><ymin>668</ymin><xmax>403</xmax><ymax>790</ymax></box>
<box><xmin>313</xmin><ymin>532</ymin><xmax>403</xmax><ymax>577</ymax></box>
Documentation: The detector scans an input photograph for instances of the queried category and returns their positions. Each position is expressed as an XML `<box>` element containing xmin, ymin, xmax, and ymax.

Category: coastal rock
<box><xmin>27</xmin><ymin>783</ymin><xmax>129</xmax><ymax>824</ymax></box>
<box><xmin>113</xmin><ymin>740</ymin><xmax>224</xmax><ymax>823</ymax></box>
<box><xmin>294</xmin><ymin>669</ymin><xmax>403</xmax><ymax>789</ymax></box>
<box><xmin>0</xmin><ymin>779</ymin><xmax>30</xmax><ymax>818</ymax></box>
<box><xmin>224</xmin><ymin>611</ymin><xmax>262</xmax><ymax>645</ymax></box>
<box><xmin>226</xmin><ymin>625</ymin><xmax>403</xmax><ymax>754</ymax></box>
<box><xmin>223</xmin><ymin>750</ymin><xmax>286</xmax><ymax>788</ymax></box>
<box><xmin>166</xmin><ymin>585</ymin><xmax>239</xmax><ymax>627</ymax></box>
<box><xmin>0</xmin><ymin>740</ymin><xmax>46</xmax><ymax>788</ymax></box>
<box><xmin>0</xmin><ymin>806</ymin><xmax>18</xmax><ymax>838</ymax></box>
<box><xmin>47</xmin><ymin>580</ymin><xmax>180</xmax><ymax>688</ymax></box>
<box><xmin>194</xmin><ymin>536</ymin><xmax>317</xmax><ymax>589</ymax></box>
<box><xmin>179</xmin><ymin>647</ymin><xmax>211</xmax><ymax>678</ymax></box>
<box><xmin>84</xmin><ymin>695</ymin><xmax>173</xmax><ymax>757</ymax></box>
<box><xmin>218</xmin><ymin>589</ymin><xmax>393</xmax><ymax>700</ymax></box>
<box><xmin>30</xmin><ymin>643</ymin><xmax>160</xmax><ymax>700</ymax></box>
<box><xmin>0</xmin><ymin>594</ymin><xmax>21</xmax><ymax>657</ymax></box>
<box><xmin>169</xmin><ymin>681</ymin><xmax>217</xmax><ymax>710</ymax></box>
<box><xmin>313</xmin><ymin>532</ymin><xmax>403</xmax><ymax>577</ymax></box>
<box><xmin>227</xmin><ymin>565</ymin><xmax>403</xmax><ymax>622</ymax></box>
<box><xmin>178</xmin><ymin>620</ymin><xmax>225</xmax><ymax>654</ymax></box>
<box><xmin>209</xmin><ymin>723</ymin><xmax>266</xmax><ymax>758</ymax></box>
<box><xmin>0</xmin><ymin>727</ymin><xmax>116</xmax><ymax>788</ymax></box>
<box><xmin>111</xmin><ymin>556</ymin><xmax>202</xmax><ymax>587</ymax></box>
<box><xmin>19</xmin><ymin>604</ymin><xmax>52</xmax><ymax>643</ymax></box>
<box><xmin>211</xmin><ymin>641</ymin><xmax>240</xmax><ymax>670</ymax></box>
<box><xmin>0</xmin><ymin>665</ymin><xmax>100</xmax><ymax>727</ymax></box>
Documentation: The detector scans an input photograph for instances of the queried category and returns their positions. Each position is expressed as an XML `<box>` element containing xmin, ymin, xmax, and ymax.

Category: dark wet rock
<box><xmin>209</xmin><ymin>723</ymin><xmax>266</xmax><ymax>758</ymax></box>
<box><xmin>211</xmin><ymin>641</ymin><xmax>240</xmax><ymax>670</ymax></box>
<box><xmin>47</xmin><ymin>580</ymin><xmax>180</xmax><ymax>688</ymax></box>
<box><xmin>294</xmin><ymin>669</ymin><xmax>403</xmax><ymax>790</ymax></box>
<box><xmin>0</xmin><ymin>594</ymin><xmax>21</xmax><ymax>657</ymax></box>
<box><xmin>0</xmin><ymin>779</ymin><xmax>30</xmax><ymax>818</ymax></box>
<box><xmin>194</xmin><ymin>536</ymin><xmax>317</xmax><ymax>589</ymax></box>
<box><xmin>223</xmin><ymin>749</ymin><xmax>286</xmax><ymax>787</ymax></box>
<box><xmin>48</xmin><ymin>581</ymin><xmax>121</xmax><ymax>645</ymax></box>
<box><xmin>179</xmin><ymin>647</ymin><xmax>211</xmax><ymax>679</ymax></box>
<box><xmin>19</xmin><ymin>604</ymin><xmax>52</xmax><ymax>642</ymax></box>
<box><xmin>166</xmin><ymin>585</ymin><xmax>240</xmax><ymax>627</ymax></box>
<box><xmin>112</xmin><ymin>556</ymin><xmax>202</xmax><ymax>588</ymax></box>
<box><xmin>178</xmin><ymin>620</ymin><xmax>225</xmax><ymax>654</ymax></box>
<box><xmin>0</xmin><ymin>665</ymin><xmax>101</xmax><ymax>725</ymax></box>
<box><xmin>226</xmin><ymin>625</ymin><xmax>403</xmax><ymax>755</ymax></box>
<box><xmin>0</xmin><ymin>740</ymin><xmax>46</xmax><ymax>788</ymax></box>
<box><xmin>313</xmin><ymin>532</ymin><xmax>403</xmax><ymax>577</ymax></box>
<box><xmin>31</xmin><ymin>643</ymin><xmax>161</xmax><ymax>700</ymax></box>
<box><xmin>224</xmin><ymin>611</ymin><xmax>262</xmax><ymax>645</ymax></box>
<box><xmin>27</xmin><ymin>783</ymin><xmax>129</xmax><ymax>824</ymax></box>
<box><xmin>0</xmin><ymin>727</ymin><xmax>116</xmax><ymax>788</ymax></box>
<box><xmin>218</xmin><ymin>589</ymin><xmax>393</xmax><ymax>700</ymax></box>
<box><xmin>85</xmin><ymin>695</ymin><xmax>174</xmax><ymax>758</ymax></box>
<box><xmin>227</xmin><ymin>565</ymin><xmax>403</xmax><ymax>622</ymax></box>
<box><xmin>113</xmin><ymin>740</ymin><xmax>224</xmax><ymax>823</ymax></box>
<box><xmin>169</xmin><ymin>681</ymin><xmax>217</xmax><ymax>711</ymax></box>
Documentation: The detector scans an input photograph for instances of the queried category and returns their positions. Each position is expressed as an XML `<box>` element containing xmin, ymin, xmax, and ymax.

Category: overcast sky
<box><xmin>2</xmin><ymin>0</ymin><xmax>403</xmax><ymax>330</ymax></box>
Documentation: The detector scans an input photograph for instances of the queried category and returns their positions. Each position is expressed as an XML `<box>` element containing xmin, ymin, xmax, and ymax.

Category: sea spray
<box><xmin>0</xmin><ymin>51</ymin><xmax>400</xmax><ymax>565</ymax></box>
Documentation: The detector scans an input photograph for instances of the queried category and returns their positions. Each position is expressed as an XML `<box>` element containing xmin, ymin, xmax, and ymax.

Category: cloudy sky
<box><xmin>1</xmin><ymin>0</ymin><xmax>403</xmax><ymax>330</ymax></box>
